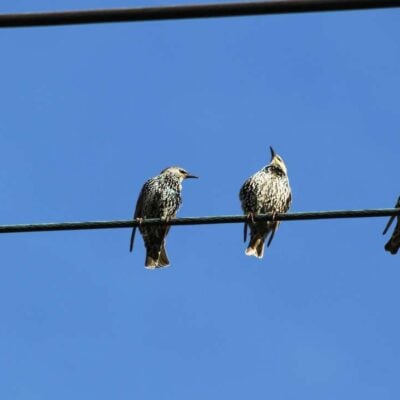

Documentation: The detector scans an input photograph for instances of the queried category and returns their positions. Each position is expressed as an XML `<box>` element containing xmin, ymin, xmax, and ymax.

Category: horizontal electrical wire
<box><xmin>0</xmin><ymin>208</ymin><xmax>398</xmax><ymax>234</ymax></box>
<box><xmin>0</xmin><ymin>0</ymin><xmax>399</xmax><ymax>28</ymax></box>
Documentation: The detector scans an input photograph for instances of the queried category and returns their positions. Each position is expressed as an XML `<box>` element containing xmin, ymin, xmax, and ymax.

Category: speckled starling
<box><xmin>129</xmin><ymin>166</ymin><xmax>198</xmax><ymax>269</ymax></box>
<box><xmin>239</xmin><ymin>147</ymin><xmax>292</xmax><ymax>258</ymax></box>
<box><xmin>383</xmin><ymin>196</ymin><xmax>400</xmax><ymax>255</ymax></box>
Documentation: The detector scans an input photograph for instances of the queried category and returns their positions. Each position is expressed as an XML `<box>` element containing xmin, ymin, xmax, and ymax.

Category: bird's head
<box><xmin>268</xmin><ymin>146</ymin><xmax>288</xmax><ymax>176</ymax></box>
<box><xmin>160</xmin><ymin>166</ymin><xmax>198</xmax><ymax>181</ymax></box>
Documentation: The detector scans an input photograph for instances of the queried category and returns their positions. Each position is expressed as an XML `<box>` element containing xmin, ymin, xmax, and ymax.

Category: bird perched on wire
<box><xmin>130</xmin><ymin>166</ymin><xmax>198</xmax><ymax>269</ymax></box>
<box><xmin>383</xmin><ymin>196</ymin><xmax>400</xmax><ymax>255</ymax></box>
<box><xmin>239</xmin><ymin>146</ymin><xmax>292</xmax><ymax>259</ymax></box>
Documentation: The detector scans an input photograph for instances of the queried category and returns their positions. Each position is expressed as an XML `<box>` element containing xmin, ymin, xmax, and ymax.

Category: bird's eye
<box><xmin>179</xmin><ymin>169</ymin><xmax>187</xmax><ymax>174</ymax></box>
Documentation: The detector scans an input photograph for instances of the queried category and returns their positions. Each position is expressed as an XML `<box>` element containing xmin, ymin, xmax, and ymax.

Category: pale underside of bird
<box><xmin>383</xmin><ymin>196</ymin><xmax>400</xmax><ymax>255</ymax></box>
<box><xmin>240</xmin><ymin>146</ymin><xmax>292</xmax><ymax>259</ymax></box>
<box><xmin>129</xmin><ymin>166</ymin><xmax>198</xmax><ymax>269</ymax></box>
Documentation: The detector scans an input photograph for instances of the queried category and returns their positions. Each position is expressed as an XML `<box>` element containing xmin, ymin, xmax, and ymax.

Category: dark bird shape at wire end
<box><xmin>239</xmin><ymin>146</ymin><xmax>292</xmax><ymax>259</ymax></box>
<box><xmin>383</xmin><ymin>196</ymin><xmax>400</xmax><ymax>255</ymax></box>
<box><xmin>129</xmin><ymin>166</ymin><xmax>198</xmax><ymax>269</ymax></box>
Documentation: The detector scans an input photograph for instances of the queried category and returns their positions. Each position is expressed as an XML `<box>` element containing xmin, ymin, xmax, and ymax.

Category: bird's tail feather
<box><xmin>145</xmin><ymin>243</ymin><xmax>170</xmax><ymax>269</ymax></box>
<box><xmin>383</xmin><ymin>197</ymin><xmax>400</xmax><ymax>255</ymax></box>
<box><xmin>158</xmin><ymin>244</ymin><xmax>170</xmax><ymax>266</ymax></box>
<box><xmin>245</xmin><ymin>234</ymin><xmax>265</xmax><ymax>258</ymax></box>
<box><xmin>385</xmin><ymin>233</ymin><xmax>400</xmax><ymax>255</ymax></box>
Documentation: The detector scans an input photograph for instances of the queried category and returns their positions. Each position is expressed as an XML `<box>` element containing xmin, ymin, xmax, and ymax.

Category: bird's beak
<box><xmin>269</xmin><ymin>146</ymin><xmax>276</xmax><ymax>159</ymax></box>
<box><xmin>186</xmin><ymin>174</ymin><xmax>198</xmax><ymax>179</ymax></box>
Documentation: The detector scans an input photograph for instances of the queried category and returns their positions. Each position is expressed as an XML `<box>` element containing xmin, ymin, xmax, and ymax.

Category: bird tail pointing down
<box><xmin>385</xmin><ymin>232</ymin><xmax>400</xmax><ymax>255</ymax></box>
<box><xmin>245</xmin><ymin>234</ymin><xmax>265</xmax><ymax>258</ymax></box>
<box><xmin>145</xmin><ymin>243</ymin><xmax>170</xmax><ymax>269</ymax></box>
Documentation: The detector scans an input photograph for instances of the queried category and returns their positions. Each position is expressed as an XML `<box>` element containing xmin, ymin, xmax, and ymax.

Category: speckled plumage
<box><xmin>240</xmin><ymin>147</ymin><xmax>292</xmax><ymax>258</ymax></box>
<box><xmin>130</xmin><ymin>166</ymin><xmax>197</xmax><ymax>269</ymax></box>
<box><xmin>383</xmin><ymin>197</ymin><xmax>400</xmax><ymax>255</ymax></box>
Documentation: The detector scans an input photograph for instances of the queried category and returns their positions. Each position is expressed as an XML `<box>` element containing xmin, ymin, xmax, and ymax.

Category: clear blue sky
<box><xmin>0</xmin><ymin>1</ymin><xmax>399</xmax><ymax>399</ymax></box>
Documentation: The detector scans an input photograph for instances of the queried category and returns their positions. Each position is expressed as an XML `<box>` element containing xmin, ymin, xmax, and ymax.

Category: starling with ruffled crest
<box><xmin>240</xmin><ymin>147</ymin><xmax>292</xmax><ymax>259</ymax></box>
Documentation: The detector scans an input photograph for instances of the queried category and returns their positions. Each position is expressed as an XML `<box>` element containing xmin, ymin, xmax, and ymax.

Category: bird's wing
<box><xmin>243</xmin><ymin>221</ymin><xmax>248</xmax><ymax>243</ymax></box>
<box><xmin>240</xmin><ymin>178</ymin><xmax>256</xmax><ymax>243</ymax></box>
<box><xmin>385</xmin><ymin>220</ymin><xmax>400</xmax><ymax>254</ymax></box>
<box><xmin>129</xmin><ymin>183</ymin><xmax>147</xmax><ymax>252</ymax></box>
<box><xmin>383</xmin><ymin>196</ymin><xmax>400</xmax><ymax>235</ymax></box>
<box><xmin>263</xmin><ymin>178</ymin><xmax>291</xmax><ymax>247</ymax></box>
<box><xmin>286</xmin><ymin>190</ymin><xmax>292</xmax><ymax>211</ymax></box>
<box><xmin>383</xmin><ymin>215</ymin><xmax>396</xmax><ymax>235</ymax></box>
<box><xmin>266</xmin><ymin>224</ymin><xmax>277</xmax><ymax>247</ymax></box>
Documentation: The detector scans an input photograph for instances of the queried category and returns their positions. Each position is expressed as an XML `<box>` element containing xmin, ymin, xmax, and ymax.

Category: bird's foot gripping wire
<box><xmin>160</xmin><ymin>216</ymin><xmax>172</xmax><ymax>236</ymax></box>
<box><xmin>244</xmin><ymin>212</ymin><xmax>255</xmax><ymax>242</ymax></box>
<box><xmin>136</xmin><ymin>217</ymin><xmax>144</xmax><ymax>226</ymax></box>
<box><xmin>160</xmin><ymin>216</ymin><xmax>172</xmax><ymax>225</ymax></box>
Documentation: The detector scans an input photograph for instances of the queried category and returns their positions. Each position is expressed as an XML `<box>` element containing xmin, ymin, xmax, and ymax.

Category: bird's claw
<box><xmin>246</xmin><ymin>212</ymin><xmax>255</xmax><ymax>224</ymax></box>
<box><xmin>136</xmin><ymin>217</ymin><xmax>144</xmax><ymax>226</ymax></box>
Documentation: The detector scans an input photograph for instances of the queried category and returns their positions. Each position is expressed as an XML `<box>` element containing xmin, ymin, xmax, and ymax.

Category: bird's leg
<box><xmin>160</xmin><ymin>215</ymin><xmax>172</xmax><ymax>225</ymax></box>
<box><xmin>270</xmin><ymin>211</ymin><xmax>281</xmax><ymax>228</ymax></box>
<box><xmin>244</xmin><ymin>212</ymin><xmax>255</xmax><ymax>242</ymax></box>
<box><xmin>160</xmin><ymin>215</ymin><xmax>173</xmax><ymax>235</ymax></box>
<box><xmin>247</xmin><ymin>212</ymin><xmax>255</xmax><ymax>224</ymax></box>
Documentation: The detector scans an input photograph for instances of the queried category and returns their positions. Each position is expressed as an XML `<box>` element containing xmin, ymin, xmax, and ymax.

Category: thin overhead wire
<box><xmin>0</xmin><ymin>208</ymin><xmax>399</xmax><ymax>234</ymax></box>
<box><xmin>0</xmin><ymin>0</ymin><xmax>399</xmax><ymax>28</ymax></box>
